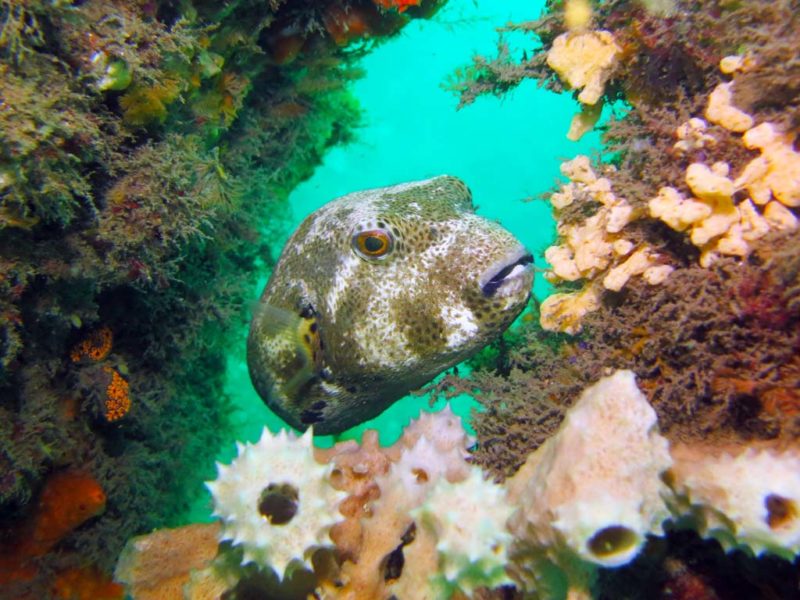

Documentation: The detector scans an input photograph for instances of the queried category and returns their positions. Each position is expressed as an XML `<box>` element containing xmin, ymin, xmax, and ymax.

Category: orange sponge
<box><xmin>21</xmin><ymin>470</ymin><xmax>106</xmax><ymax>558</ymax></box>
<box><xmin>0</xmin><ymin>471</ymin><xmax>107</xmax><ymax>586</ymax></box>
<box><xmin>373</xmin><ymin>0</ymin><xmax>422</xmax><ymax>12</ymax></box>
<box><xmin>52</xmin><ymin>567</ymin><xmax>124</xmax><ymax>600</ymax></box>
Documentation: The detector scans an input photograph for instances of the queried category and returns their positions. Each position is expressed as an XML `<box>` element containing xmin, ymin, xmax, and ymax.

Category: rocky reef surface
<box><xmin>2</xmin><ymin>0</ymin><xmax>798</xmax><ymax>598</ymax></box>
<box><xmin>114</xmin><ymin>0</ymin><xmax>800</xmax><ymax>597</ymax></box>
<box><xmin>0</xmin><ymin>0</ymin><xmax>441</xmax><ymax>596</ymax></box>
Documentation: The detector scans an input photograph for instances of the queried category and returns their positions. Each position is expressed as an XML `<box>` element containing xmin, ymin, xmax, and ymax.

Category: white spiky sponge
<box><xmin>206</xmin><ymin>428</ymin><xmax>345</xmax><ymax>576</ymax></box>
<box><xmin>411</xmin><ymin>465</ymin><xmax>514</xmax><ymax>595</ymax></box>
<box><xmin>670</xmin><ymin>444</ymin><xmax>800</xmax><ymax>560</ymax></box>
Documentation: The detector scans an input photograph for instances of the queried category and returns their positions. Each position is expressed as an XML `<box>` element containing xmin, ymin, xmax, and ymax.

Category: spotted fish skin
<box><xmin>247</xmin><ymin>176</ymin><xmax>533</xmax><ymax>434</ymax></box>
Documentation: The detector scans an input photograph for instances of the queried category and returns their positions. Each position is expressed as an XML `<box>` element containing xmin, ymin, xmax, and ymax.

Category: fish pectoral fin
<box><xmin>280</xmin><ymin>364</ymin><xmax>316</xmax><ymax>399</ymax></box>
<box><xmin>256</xmin><ymin>302</ymin><xmax>305</xmax><ymax>334</ymax></box>
<box><xmin>256</xmin><ymin>302</ymin><xmax>325</xmax><ymax>398</ymax></box>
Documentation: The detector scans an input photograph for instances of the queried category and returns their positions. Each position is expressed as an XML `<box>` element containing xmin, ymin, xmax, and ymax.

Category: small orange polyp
<box><xmin>70</xmin><ymin>327</ymin><xmax>113</xmax><ymax>363</ymax></box>
<box><xmin>103</xmin><ymin>366</ymin><xmax>131</xmax><ymax>422</ymax></box>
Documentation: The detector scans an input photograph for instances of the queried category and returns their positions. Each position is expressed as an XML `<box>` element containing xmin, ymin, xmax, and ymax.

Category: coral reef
<box><xmin>0</xmin><ymin>0</ymin><xmax>440</xmax><ymax>595</ymax></box>
<box><xmin>410</xmin><ymin>467</ymin><xmax>515</xmax><ymax>596</ymax></box>
<box><xmin>444</xmin><ymin>0</ymin><xmax>800</xmax><ymax>471</ymax></box>
<box><xmin>208</xmin><ymin>429</ymin><xmax>346</xmax><ymax>574</ymax></box>
<box><xmin>507</xmin><ymin>370</ymin><xmax>672</xmax><ymax>599</ymax></box>
<box><xmin>116</xmin><ymin>375</ymin><xmax>800</xmax><ymax>599</ymax></box>
<box><xmin>538</xmin><ymin>155</ymin><xmax>673</xmax><ymax>334</ymax></box>
<box><xmin>70</xmin><ymin>327</ymin><xmax>114</xmax><ymax>363</ymax></box>
<box><xmin>577</xmin><ymin>233</ymin><xmax>800</xmax><ymax>447</ymax></box>
<box><xmin>448</xmin><ymin>0</ymin><xmax>800</xmax><ymax>337</ymax></box>
<box><xmin>114</xmin><ymin>522</ymin><xmax>223</xmax><ymax>600</ymax></box>
<box><xmin>117</xmin><ymin>405</ymin><xmax>517</xmax><ymax>599</ymax></box>
<box><xmin>546</xmin><ymin>29</ymin><xmax>620</xmax><ymax>107</ymax></box>
<box><xmin>3</xmin><ymin>0</ymin><xmax>797</xmax><ymax>598</ymax></box>
<box><xmin>539</xmin><ymin>60</ymin><xmax>798</xmax><ymax>333</ymax></box>
<box><xmin>102</xmin><ymin>367</ymin><xmax>131</xmax><ymax>422</ymax></box>
<box><xmin>428</xmin><ymin>311</ymin><xmax>596</xmax><ymax>480</ymax></box>
<box><xmin>669</xmin><ymin>443</ymin><xmax>800</xmax><ymax>560</ymax></box>
<box><xmin>322</xmin><ymin>405</ymin><xmax>512</xmax><ymax>599</ymax></box>
<box><xmin>435</xmin><ymin>0</ymin><xmax>800</xmax><ymax>596</ymax></box>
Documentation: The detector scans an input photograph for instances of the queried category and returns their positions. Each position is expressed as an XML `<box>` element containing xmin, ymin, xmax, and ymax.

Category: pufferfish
<box><xmin>247</xmin><ymin>176</ymin><xmax>533</xmax><ymax>434</ymax></box>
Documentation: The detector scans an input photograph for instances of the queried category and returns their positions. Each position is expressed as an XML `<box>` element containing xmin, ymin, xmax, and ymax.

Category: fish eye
<box><xmin>352</xmin><ymin>228</ymin><xmax>394</xmax><ymax>261</ymax></box>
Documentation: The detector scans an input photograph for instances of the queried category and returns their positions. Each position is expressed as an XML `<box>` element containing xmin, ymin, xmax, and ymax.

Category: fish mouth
<box><xmin>480</xmin><ymin>248</ymin><xmax>534</xmax><ymax>297</ymax></box>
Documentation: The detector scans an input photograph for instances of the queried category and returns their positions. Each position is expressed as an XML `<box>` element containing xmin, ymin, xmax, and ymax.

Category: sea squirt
<box><xmin>247</xmin><ymin>176</ymin><xmax>533</xmax><ymax>434</ymax></box>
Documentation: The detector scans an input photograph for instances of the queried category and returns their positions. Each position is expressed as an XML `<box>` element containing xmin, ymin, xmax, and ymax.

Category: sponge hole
<box><xmin>411</xmin><ymin>468</ymin><xmax>429</xmax><ymax>483</ymax></box>
<box><xmin>765</xmin><ymin>494</ymin><xmax>798</xmax><ymax>530</ymax></box>
<box><xmin>258</xmin><ymin>482</ymin><xmax>300</xmax><ymax>525</ymax></box>
<box><xmin>587</xmin><ymin>525</ymin><xmax>639</xmax><ymax>559</ymax></box>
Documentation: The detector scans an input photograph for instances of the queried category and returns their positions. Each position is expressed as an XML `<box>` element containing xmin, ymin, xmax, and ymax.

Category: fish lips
<box><xmin>479</xmin><ymin>248</ymin><xmax>534</xmax><ymax>298</ymax></box>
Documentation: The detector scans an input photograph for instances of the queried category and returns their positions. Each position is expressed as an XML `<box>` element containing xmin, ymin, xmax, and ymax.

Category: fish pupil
<box><xmin>364</xmin><ymin>236</ymin><xmax>384</xmax><ymax>253</ymax></box>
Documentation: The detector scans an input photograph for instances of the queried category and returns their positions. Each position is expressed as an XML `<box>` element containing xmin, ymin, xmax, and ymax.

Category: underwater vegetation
<box><xmin>0</xmin><ymin>0</ymin><xmax>445</xmax><ymax>597</ymax></box>
<box><xmin>436</xmin><ymin>0</ymin><xmax>800</xmax><ymax>597</ymax></box>
<box><xmin>115</xmin><ymin>372</ymin><xmax>800</xmax><ymax>600</ymax></box>
<box><xmin>3</xmin><ymin>0</ymin><xmax>798</xmax><ymax>598</ymax></box>
<box><xmin>446</xmin><ymin>0</ymin><xmax>800</xmax><ymax>468</ymax></box>
<box><xmin>104</xmin><ymin>1</ymin><xmax>800</xmax><ymax>599</ymax></box>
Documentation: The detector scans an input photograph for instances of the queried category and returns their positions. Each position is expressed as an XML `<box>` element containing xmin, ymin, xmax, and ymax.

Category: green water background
<box><xmin>207</xmin><ymin>0</ymin><xmax>600</xmax><ymax>483</ymax></box>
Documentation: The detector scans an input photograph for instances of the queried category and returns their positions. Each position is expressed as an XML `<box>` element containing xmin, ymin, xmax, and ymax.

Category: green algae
<box><xmin>0</xmin><ymin>0</ymin><xmax>417</xmax><ymax>594</ymax></box>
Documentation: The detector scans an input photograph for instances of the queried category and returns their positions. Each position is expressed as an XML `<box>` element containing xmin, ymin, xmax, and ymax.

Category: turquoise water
<box><xmin>219</xmin><ymin>0</ymin><xmax>600</xmax><ymax>460</ymax></box>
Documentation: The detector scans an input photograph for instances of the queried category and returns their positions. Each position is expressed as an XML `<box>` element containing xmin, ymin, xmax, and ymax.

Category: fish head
<box><xmin>248</xmin><ymin>176</ymin><xmax>533</xmax><ymax>433</ymax></box>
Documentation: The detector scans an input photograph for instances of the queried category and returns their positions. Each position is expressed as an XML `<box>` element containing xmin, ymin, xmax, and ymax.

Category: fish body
<box><xmin>247</xmin><ymin>176</ymin><xmax>533</xmax><ymax>434</ymax></box>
